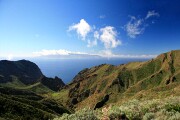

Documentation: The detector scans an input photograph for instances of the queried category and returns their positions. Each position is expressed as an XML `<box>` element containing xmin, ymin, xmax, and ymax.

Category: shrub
<box><xmin>54</xmin><ymin>108</ymin><xmax>98</xmax><ymax>120</ymax></box>
<box><xmin>143</xmin><ymin>112</ymin><xmax>154</xmax><ymax>120</ymax></box>
<box><xmin>54</xmin><ymin>96</ymin><xmax>180</xmax><ymax>120</ymax></box>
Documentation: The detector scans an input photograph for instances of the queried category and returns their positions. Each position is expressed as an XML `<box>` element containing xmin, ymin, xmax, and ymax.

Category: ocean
<box><xmin>32</xmin><ymin>58</ymin><xmax>150</xmax><ymax>84</ymax></box>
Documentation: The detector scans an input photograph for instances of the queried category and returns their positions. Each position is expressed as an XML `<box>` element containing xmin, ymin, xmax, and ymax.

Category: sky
<box><xmin>0</xmin><ymin>0</ymin><xmax>180</xmax><ymax>60</ymax></box>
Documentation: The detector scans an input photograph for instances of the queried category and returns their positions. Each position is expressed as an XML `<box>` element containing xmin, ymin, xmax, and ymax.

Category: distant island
<box><xmin>0</xmin><ymin>50</ymin><xmax>179</xmax><ymax>120</ymax></box>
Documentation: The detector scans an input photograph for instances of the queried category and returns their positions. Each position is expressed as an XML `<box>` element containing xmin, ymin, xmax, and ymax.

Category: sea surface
<box><xmin>32</xmin><ymin>58</ymin><xmax>150</xmax><ymax>84</ymax></box>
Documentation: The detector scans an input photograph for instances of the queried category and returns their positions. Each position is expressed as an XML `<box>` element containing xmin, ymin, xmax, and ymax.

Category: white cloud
<box><xmin>125</xmin><ymin>11</ymin><xmax>159</xmax><ymax>38</ymax></box>
<box><xmin>115</xmin><ymin>54</ymin><xmax>157</xmax><ymax>58</ymax></box>
<box><xmin>99</xmin><ymin>15</ymin><xmax>106</xmax><ymax>19</ymax></box>
<box><xmin>68</xmin><ymin>19</ymin><xmax>91</xmax><ymax>40</ymax></box>
<box><xmin>87</xmin><ymin>39</ymin><xmax>97</xmax><ymax>47</ymax></box>
<box><xmin>98</xmin><ymin>49</ymin><xmax>157</xmax><ymax>58</ymax></box>
<box><xmin>33</xmin><ymin>49</ymin><xmax>88</xmax><ymax>56</ymax></box>
<box><xmin>68</xmin><ymin>19</ymin><xmax>122</xmax><ymax>49</ymax></box>
<box><xmin>146</xmin><ymin>10</ymin><xmax>159</xmax><ymax>19</ymax></box>
<box><xmin>87</xmin><ymin>31</ymin><xmax>99</xmax><ymax>47</ymax></box>
<box><xmin>100</xmin><ymin>26</ymin><xmax>121</xmax><ymax>49</ymax></box>
<box><xmin>94</xmin><ymin>31</ymin><xmax>99</xmax><ymax>39</ymax></box>
<box><xmin>98</xmin><ymin>49</ymin><xmax>116</xmax><ymax>58</ymax></box>
<box><xmin>125</xmin><ymin>17</ymin><xmax>144</xmax><ymax>38</ymax></box>
<box><xmin>32</xmin><ymin>49</ymin><xmax>156</xmax><ymax>59</ymax></box>
<box><xmin>7</xmin><ymin>54</ymin><xmax>13</xmax><ymax>60</ymax></box>
<box><xmin>0</xmin><ymin>54</ymin><xmax>17</xmax><ymax>60</ymax></box>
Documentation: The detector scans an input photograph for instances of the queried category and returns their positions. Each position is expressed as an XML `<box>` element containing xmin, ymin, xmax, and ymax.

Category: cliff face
<box><xmin>60</xmin><ymin>50</ymin><xmax>180</xmax><ymax>109</ymax></box>
<box><xmin>0</xmin><ymin>60</ymin><xmax>65</xmax><ymax>91</ymax></box>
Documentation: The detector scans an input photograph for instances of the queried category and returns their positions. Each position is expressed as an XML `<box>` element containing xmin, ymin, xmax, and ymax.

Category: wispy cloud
<box><xmin>87</xmin><ymin>31</ymin><xmax>99</xmax><ymax>47</ymax></box>
<box><xmin>99</xmin><ymin>15</ymin><xmax>106</xmax><ymax>19</ymax></box>
<box><xmin>146</xmin><ymin>10</ymin><xmax>159</xmax><ymax>19</ymax></box>
<box><xmin>1</xmin><ymin>54</ymin><xmax>14</xmax><ymax>60</ymax></box>
<box><xmin>87</xmin><ymin>39</ymin><xmax>97</xmax><ymax>47</ymax></box>
<box><xmin>0</xmin><ymin>54</ymin><xmax>33</xmax><ymax>60</ymax></box>
<box><xmin>32</xmin><ymin>49</ymin><xmax>156</xmax><ymax>59</ymax></box>
<box><xmin>125</xmin><ymin>17</ymin><xmax>145</xmax><ymax>38</ymax></box>
<box><xmin>100</xmin><ymin>26</ymin><xmax>121</xmax><ymax>49</ymax></box>
<box><xmin>33</xmin><ymin>49</ymin><xmax>87</xmax><ymax>56</ymax></box>
<box><xmin>99</xmin><ymin>49</ymin><xmax>156</xmax><ymax>58</ymax></box>
<box><xmin>0</xmin><ymin>51</ymin><xmax>157</xmax><ymax>60</ymax></box>
<box><xmin>94</xmin><ymin>31</ymin><xmax>100</xmax><ymax>39</ymax></box>
<box><xmin>7</xmin><ymin>54</ymin><xmax>13</xmax><ymax>60</ymax></box>
<box><xmin>125</xmin><ymin>10</ymin><xmax>159</xmax><ymax>38</ymax></box>
<box><xmin>68</xmin><ymin>19</ymin><xmax>91</xmax><ymax>40</ymax></box>
<box><xmin>67</xmin><ymin>10</ymin><xmax>159</xmax><ymax>58</ymax></box>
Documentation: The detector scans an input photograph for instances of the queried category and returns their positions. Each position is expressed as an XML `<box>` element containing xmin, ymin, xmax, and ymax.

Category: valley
<box><xmin>0</xmin><ymin>50</ymin><xmax>180</xmax><ymax>119</ymax></box>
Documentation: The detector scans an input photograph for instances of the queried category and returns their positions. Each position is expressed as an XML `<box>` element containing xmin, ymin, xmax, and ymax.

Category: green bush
<box><xmin>54</xmin><ymin>108</ymin><xmax>98</xmax><ymax>120</ymax></box>
<box><xmin>165</xmin><ymin>104</ymin><xmax>180</xmax><ymax>112</ymax></box>
<box><xmin>54</xmin><ymin>96</ymin><xmax>180</xmax><ymax>120</ymax></box>
<box><xmin>143</xmin><ymin>112</ymin><xmax>154</xmax><ymax>120</ymax></box>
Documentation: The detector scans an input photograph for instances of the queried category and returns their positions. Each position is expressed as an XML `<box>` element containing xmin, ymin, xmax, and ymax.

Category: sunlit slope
<box><xmin>55</xmin><ymin>50</ymin><xmax>180</xmax><ymax>110</ymax></box>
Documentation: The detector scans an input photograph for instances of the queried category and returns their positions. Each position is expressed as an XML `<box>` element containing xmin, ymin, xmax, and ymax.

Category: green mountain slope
<box><xmin>0</xmin><ymin>60</ymin><xmax>69</xmax><ymax>119</ymax></box>
<box><xmin>0</xmin><ymin>50</ymin><xmax>179</xmax><ymax>119</ymax></box>
<box><xmin>0</xmin><ymin>60</ymin><xmax>65</xmax><ymax>93</ymax></box>
<box><xmin>0</xmin><ymin>60</ymin><xmax>43</xmax><ymax>84</ymax></box>
<box><xmin>0</xmin><ymin>87</ymin><xmax>70</xmax><ymax>120</ymax></box>
<box><xmin>54</xmin><ymin>50</ymin><xmax>180</xmax><ymax>110</ymax></box>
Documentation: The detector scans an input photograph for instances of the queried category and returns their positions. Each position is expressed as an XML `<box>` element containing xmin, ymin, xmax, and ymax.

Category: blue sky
<box><xmin>0</xmin><ymin>0</ymin><xmax>180</xmax><ymax>60</ymax></box>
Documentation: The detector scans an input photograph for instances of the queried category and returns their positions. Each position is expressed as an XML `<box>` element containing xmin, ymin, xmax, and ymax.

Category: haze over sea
<box><xmin>32</xmin><ymin>58</ymin><xmax>149</xmax><ymax>84</ymax></box>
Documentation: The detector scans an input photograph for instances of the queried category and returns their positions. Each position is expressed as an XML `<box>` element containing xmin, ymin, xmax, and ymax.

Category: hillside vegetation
<box><xmin>0</xmin><ymin>60</ymin><xmax>65</xmax><ymax>93</ymax></box>
<box><xmin>0</xmin><ymin>86</ymin><xmax>70</xmax><ymax>120</ymax></box>
<box><xmin>54</xmin><ymin>96</ymin><xmax>180</xmax><ymax>120</ymax></box>
<box><xmin>53</xmin><ymin>50</ymin><xmax>180</xmax><ymax>112</ymax></box>
<box><xmin>0</xmin><ymin>50</ymin><xmax>180</xmax><ymax>119</ymax></box>
<box><xmin>0</xmin><ymin>60</ymin><xmax>68</xmax><ymax>119</ymax></box>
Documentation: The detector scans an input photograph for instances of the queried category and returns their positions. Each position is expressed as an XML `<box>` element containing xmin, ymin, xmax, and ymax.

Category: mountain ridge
<box><xmin>55</xmin><ymin>50</ymin><xmax>180</xmax><ymax>110</ymax></box>
<box><xmin>0</xmin><ymin>50</ymin><xmax>179</xmax><ymax>119</ymax></box>
<box><xmin>0</xmin><ymin>59</ymin><xmax>65</xmax><ymax>92</ymax></box>
<box><xmin>0</xmin><ymin>60</ymin><xmax>69</xmax><ymax>119</ymax></box>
